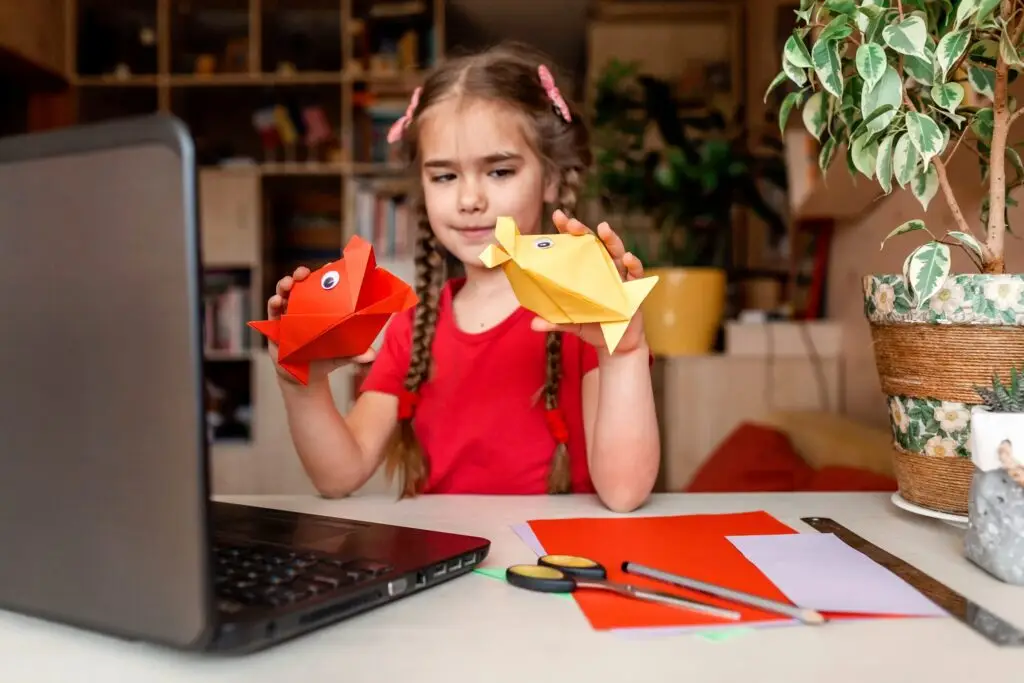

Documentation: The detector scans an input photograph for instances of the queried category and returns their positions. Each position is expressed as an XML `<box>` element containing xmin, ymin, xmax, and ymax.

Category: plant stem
<box><xmin>902</xmin><ymin>92</ymin><xmax>980</xmax><ymax>243</ymax></box>
<box><xmin>934</xmin><ymin>152</ymin><xmax>982</xmax><ymax>243</ymax></box>
<box><xmin>985</xmin><ymin>1</ymin><xmax>1014</xmax><ymax>274</ymax></box>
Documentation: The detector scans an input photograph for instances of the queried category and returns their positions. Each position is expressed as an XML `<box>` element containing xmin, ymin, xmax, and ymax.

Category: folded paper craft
<box><xmin>248</xmin><ymin>235</ymin><xmax>418</xmax><ymax>384</ymax></box>
<box><xmin>478</xmin><ymin>217</ymin><xmax>660</xmax><ymax>353</ymax></box>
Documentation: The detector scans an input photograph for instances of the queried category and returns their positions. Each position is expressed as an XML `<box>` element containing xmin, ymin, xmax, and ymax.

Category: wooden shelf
<box><xmin>66</xmin><ymin>0</ymin><xmax>433</xmax><ymax>493</ymax></box>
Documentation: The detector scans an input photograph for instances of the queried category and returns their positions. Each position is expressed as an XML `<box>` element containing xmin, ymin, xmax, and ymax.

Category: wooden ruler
<box><xmin>801</xmin><ymin>517</ymin><xmax>1024</xmax><ymax>647</ymax></box>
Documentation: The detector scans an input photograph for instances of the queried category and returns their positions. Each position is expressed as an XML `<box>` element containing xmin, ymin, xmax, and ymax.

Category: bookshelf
<box><xmin>64</xmin><ymin>0</ymin><xmax>435</xmax><ymax>493</ymax></box>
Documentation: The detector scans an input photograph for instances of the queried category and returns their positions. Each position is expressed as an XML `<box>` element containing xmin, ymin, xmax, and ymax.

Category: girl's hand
<box><xmin>530</xmin><ymin>210</ymin><xmax>649</xmax><ymax>355</ymax></box>
<box><xmin>266</xmin><ymin>267</ymin><xmax>376</xmax><ymax>386</ymax></box>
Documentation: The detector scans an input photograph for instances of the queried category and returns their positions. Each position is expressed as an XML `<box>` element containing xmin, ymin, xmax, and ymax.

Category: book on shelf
<box><xmin>203</xmin><ymin>276</ymin><xmax>252</xmax><ymax>356</ymax></box>
<box><xmin>355</xmin><ymin>96</ymin><xmax>406</xmax><ymax>163</ymax></box>
<box><xmin>353</xmin><ymin>181</ymin><xmax>415</xmax><ymax>260</ymax></box>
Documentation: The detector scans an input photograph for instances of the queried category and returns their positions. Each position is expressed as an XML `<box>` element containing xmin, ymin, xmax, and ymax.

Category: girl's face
<box><xmin>416</xmin><ymin>96</ymin><xmax>558</xmax><ymax>270</ymax></box>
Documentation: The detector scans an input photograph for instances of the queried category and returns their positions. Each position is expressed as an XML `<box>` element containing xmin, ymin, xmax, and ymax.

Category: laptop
<box><xmin>0</xmin><ymin>114</ymin><xmax>490</xmax><ymax>654</ymax></box>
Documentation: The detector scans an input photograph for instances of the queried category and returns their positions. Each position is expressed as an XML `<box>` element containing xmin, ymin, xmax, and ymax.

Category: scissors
<box><xmin>505</xmin><ymin>554</ymin><xmax>741</xmax><ymax>621</ymax></box>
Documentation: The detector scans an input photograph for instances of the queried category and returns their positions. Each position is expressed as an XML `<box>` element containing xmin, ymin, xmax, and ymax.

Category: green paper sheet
<box><xmin>696</xmin><ymin>627</ymin><xmax>754</xmax><ymax>642</ymax></box>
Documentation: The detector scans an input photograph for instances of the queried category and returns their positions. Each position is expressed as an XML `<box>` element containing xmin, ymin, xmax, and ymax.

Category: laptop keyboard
<box><xmin>213</xmin><ymin>542</ymin><xmax>392</xmax><ymax>611</ymax></box>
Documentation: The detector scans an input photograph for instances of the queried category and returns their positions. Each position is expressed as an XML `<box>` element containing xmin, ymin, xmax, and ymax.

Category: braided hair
<box><xmin>383</xmin><ymin>42</ymin><xmax>592</xmax><ymax>498</ymax></box>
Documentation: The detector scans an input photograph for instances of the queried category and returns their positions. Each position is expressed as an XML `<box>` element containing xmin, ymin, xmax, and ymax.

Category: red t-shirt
<box><xmin>359</xmin><ymin>277</ymin><xmax>599</xmax><ymax>495</ymax></box>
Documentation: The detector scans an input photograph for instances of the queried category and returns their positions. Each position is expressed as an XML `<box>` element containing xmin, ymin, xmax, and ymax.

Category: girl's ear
<box><xmin>543</xmin><ymin>172</ymin><xmax>559</xmax><ymax>204</ymax></box>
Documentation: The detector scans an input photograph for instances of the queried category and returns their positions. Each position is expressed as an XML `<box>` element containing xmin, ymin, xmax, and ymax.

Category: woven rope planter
<box><xmin>863</xmin><ymin>274</ymin><xmax>1024</xmax><ymax>515</ymax></box>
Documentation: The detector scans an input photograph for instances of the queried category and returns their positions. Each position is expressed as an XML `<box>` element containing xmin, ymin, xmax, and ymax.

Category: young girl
<box><xmin>266</xmin><ymin>42</ymin><xmax>660</xmax><ymax>512</ymax></box>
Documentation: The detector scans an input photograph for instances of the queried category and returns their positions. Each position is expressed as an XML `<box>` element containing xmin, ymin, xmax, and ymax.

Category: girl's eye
<box><xmin>490</xmin><ymin>168</ymin><xmax>515</xmax><ymax>178</ymax></box>
<box><xmin>430</xmin><ymin>173</ymin><xmax>455</xmax><ymax>183</ymax></box>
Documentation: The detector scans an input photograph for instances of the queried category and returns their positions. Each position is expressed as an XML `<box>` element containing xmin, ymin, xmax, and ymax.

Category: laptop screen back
<box><xmin>0</xmin><ymin>116</ymin><xmax>213</xmax><ymax>648</ymax></box>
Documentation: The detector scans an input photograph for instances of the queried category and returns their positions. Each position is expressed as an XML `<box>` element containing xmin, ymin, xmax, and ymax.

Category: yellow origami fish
<box><xmin>479</xmin><ymin>216</ymin><xmax>660</xmax><ymax>353</ymax></box>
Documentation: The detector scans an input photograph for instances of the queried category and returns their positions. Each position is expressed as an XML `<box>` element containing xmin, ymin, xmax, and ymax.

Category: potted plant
<box><xmin>589</xmin><ymin>60</ymin><xmax>788</xmax><ymax>355</ymax></box>
<box><xmin>769</xmin><ymin>0</ymin><xmax>1024</xmax><ymax>515</ymax></box>
<box><xmin>965</xmin><ymin>367</ymin><xmax>1024</xmax><ymax>585</ymax></box>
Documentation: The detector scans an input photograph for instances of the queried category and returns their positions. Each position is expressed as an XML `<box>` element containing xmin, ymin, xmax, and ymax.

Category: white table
<box><xmin>2</xmin><ymin>492</ymin><xmax>1023</xmax><ymax>682</ymax></box>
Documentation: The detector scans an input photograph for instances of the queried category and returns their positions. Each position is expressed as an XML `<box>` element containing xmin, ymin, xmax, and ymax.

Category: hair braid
<box><xmin>384</xmin><ymin>197</ymin><xmax>444</xmax><ymax>498</ymax></box>
<box><xmin>543</xmin><ymin>168</ymin><xmax>583</xmax><ymax>494</ymax></box>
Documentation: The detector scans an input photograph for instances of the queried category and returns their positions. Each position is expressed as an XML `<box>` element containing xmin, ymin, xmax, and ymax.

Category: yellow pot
<box><xmin>641</xmin><ymin>267</ymin><xmax>726</xmax><ymax>356</ymax></box>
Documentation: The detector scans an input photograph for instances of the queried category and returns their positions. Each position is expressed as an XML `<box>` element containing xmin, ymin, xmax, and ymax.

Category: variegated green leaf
<box><xmin>801</xmin><ymin>91</ymin><xmax>827</xmax><ymax>141</ymax></box>
<box><xmin>976</xmin><ymin>0</ymin><xmax>1001</xmax><ymax>25</ymax></box>
<box><xmin>968</xmin><ymin>65</ymin><xmax>996</xmax><ymax>99</ymax></box>
<box><xmin>783</xmin><ymin>58</ymin><xmax>808</xmax><ymax>86</ymax></box>
<box><xmin>883</xmin><ymin>16</ymin><xmax>928</xmax><ymax>58</ymax></box>
<box><xmin>972</xmin><ymin>107</ymin><xmax>994</xmax><ymax>140</ymax></box>
<box><xmin>784</xmin><ymin>34</ymin><xmax>813</xmax><ymax>68</ymax></box>
<box><xmin>818</xmin><ymin>15</ymin><xmax>854</xmax><ymax>43</ymax></box>
<box><xmin>763</xmin><ymin>71</ymin><xmax>789</xmax><ymax>103</ymax></box>
<box><xmin>911</xmin><ymin>161</ymin><xmax>940</xmax><ymax>211</ymax></box>
<box><xmin>812</xmin><ymin>38</ymin><xmax>844</xmax><ymax>98</ymax></box>
<box><xmin>861</xmin><ymin>65</ymin><xmax>902</xmax><ymax>132</ymax></box>
<box><xmin>825</xmin><ymin>0</ymin><xmax>857</xmax><ymax>14</ymax></box>
<box><xmin>852</xmin><ymin>133</ymin><xmax>880</xmax><ymax>179</ymax></box>
<box><xmin>954</xmin><ymin>0</ymin><xmax>982</xmax><ymax>29</ymax></box>
<box><xmin>855</xmin><ymin>0</ymin><xmax>884</xmax><ymax>33</ymax></box>
<box><xmin>905</xmin><ymin>111</ymin><xmax>944</xmax><ymax>166</ymax></box>
<box><xmin>845</xmin><ymin>142</ymin><xmax>858</xmax><ymax>178</ymax></box>
<box><xmin>970</xmin><ymin>37</ymin><xmax>1000</xmax><ymax>63</ymax></box>
<box><xmin>778</xmin><ymin>90</ymin><xmax>803</xmax><ymax>134</ymax></box>
<box><xmin>931</xmin><ymin>82</ymin><xmax>964</xmax><ymax>113</ymax></box>
<box><xmin>881</xmin><ymin>219</ymin><xmax>926</xmax><ymax>250</ymax></box>
<box><xmin>902</xmin><ymin>249</ymin><xmax>914</xmax><ymax>285</ymax></box>
<box><xmin>936</xmin><ymin>29</ymin><xmax>971</xmax><ymax>79</ymax></box>
<box><xmin>862</xmin><ymin>103</ymin><xmax>896</xmax><ymax>130</ymax></box>
<box><xmin>947</xmin><ymin>230</ymin><xmax>984</xmax><ymax>259</ymax></box>
<box><xmin>818</xmin><ymin>136</ymin><xmax>838</xmax><ymax>173</ymax></box>
<box><xmin>893</xmin><ymin>133</ymin><xmax>920</xmax><ymax>188</ymax></box>
<box><xmin>856</xmin><ymin>43</ymin><xmax>888</xmax><ymax>90</ymax></box>
<box><xmin>1000</xmin><ymin>28</ymin><xmax>1024</xmax><ymax>68</ymax></box>
<box><xmin>875</xmin><ymin>133</ymin><xmax>897</xmax><ymax>194</ymax></box>
<box><xmin>936</xmin><ymin>107</ymin><xmax>967</xmax><ymax>128</ymax></box>
<box><xmin>906</xmin><ymin>241</ymin><xmax>952</xmax><ymax>305</ymax></box>
<box><xmin>904</xmin><ymin>52</ymin><xmax>935</xmax><ymax>85</ymax></box>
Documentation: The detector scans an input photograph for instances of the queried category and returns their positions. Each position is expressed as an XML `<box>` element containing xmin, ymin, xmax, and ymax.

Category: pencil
<box><xmin>621</xmin><ymin>560</ymin><xmax>827</xmax><ymax>626</ymax></box>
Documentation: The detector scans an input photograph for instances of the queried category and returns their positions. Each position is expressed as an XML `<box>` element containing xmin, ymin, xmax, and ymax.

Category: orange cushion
<box><xmin>804</xmin><ymin>466</ymin><xmax>898</xmax><ymax>492</ymax></box>
<box><xmin>685</xmin><ymin>422</ymin><xmax>815</xmax><ymax>493</ymax></box>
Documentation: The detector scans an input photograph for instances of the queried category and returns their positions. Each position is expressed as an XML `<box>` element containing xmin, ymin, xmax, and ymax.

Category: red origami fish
<box><xmin>248</xmin><ymin>235</ymin><xmax>418</xmax><ymax>384</ymax></box>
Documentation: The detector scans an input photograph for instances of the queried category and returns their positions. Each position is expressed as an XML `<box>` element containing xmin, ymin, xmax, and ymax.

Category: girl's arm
<box><xmin>537</xmin><ymin>211</ymin><xmax>660</xmax><ymax>512</ymax></box>
<box><xmin>266</xmin><ymin>265</ymin><xmax>406</xmax><ymax>498</ymax></box>
<box><xmin>581</xmin><ymin>341</ymin><xmax>660</xmax><ymax>513</ymax></box>
<box><xmin>277</xmin><ymin>378</ymin><xmax>398</xmax><ymax>498</ymax></box>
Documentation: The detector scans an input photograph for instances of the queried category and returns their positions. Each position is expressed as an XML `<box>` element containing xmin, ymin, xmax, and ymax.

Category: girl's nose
<box><xmin>458</xmin><ymin>178</ymin><xmax>486</xmax><ymax>213</ymax></box>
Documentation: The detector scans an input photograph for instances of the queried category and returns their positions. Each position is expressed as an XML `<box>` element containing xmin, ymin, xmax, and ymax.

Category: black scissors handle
<box><xmin>538</xmin><ymin>554</ymin><xmax>608</xmax><ymax>580</ymax></box>
<box><xmin>506</xmin><ymin>564</ymin><xmax>578</xmax><ymax>593</ymax></box>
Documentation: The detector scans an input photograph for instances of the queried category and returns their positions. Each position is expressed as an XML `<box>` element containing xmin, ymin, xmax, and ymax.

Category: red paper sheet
<box><xmin>526</xmin><ymin>511</ymin><xmax>900</xmax><ymax>630</ymax></box>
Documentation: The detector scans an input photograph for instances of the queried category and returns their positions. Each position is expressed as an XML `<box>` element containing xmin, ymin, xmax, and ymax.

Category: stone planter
<box><xmin>964</xmin><ymin>406</ymin><xmax>1024</xmax><ymax>585</ymax></box>
<box><xmin>862</xmin><ymin>274</ymin><xmax>1024</xmax><ymax>515</ymax></box>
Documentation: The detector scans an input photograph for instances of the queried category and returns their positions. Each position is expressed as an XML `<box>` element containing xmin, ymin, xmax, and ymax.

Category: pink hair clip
<box><xmin>538</xmin><ymin>65</ymin><xmax>571</xmax><ymax>123</ymax></box>
<box><xmin>386</xmin><ymin>86</ymin><xmax>422</xmax><ymax>144</ymax></box>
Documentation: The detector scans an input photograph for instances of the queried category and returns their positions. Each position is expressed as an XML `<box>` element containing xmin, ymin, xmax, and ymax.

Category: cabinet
<box><xmin>64</xmin><ymin>0</ymin><xmax>442</xmax><ymax>494</ymax></box>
